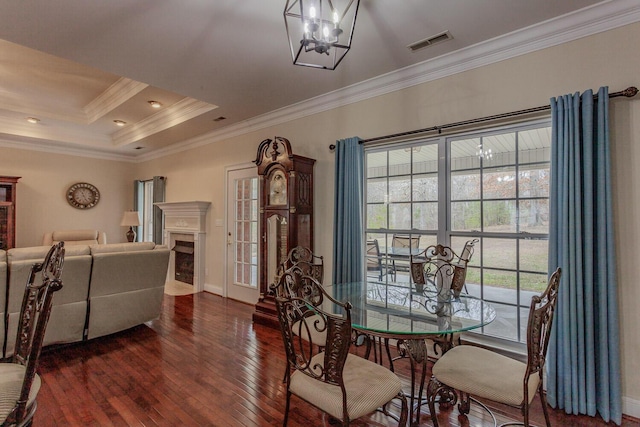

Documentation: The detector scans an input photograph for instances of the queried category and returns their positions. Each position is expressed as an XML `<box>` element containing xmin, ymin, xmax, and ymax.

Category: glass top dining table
<box><xmin>325</xmin><ymin>280</ymin><xmax>497</xmax><ymax>339</ymax></box>
<box><xmin>325</xmin><ymin>280</ymin><xmax>497</xmax><ymax>425</ymax></box>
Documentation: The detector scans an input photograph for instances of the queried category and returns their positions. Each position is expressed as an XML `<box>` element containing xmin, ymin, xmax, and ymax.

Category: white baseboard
<box><xmin>204</xmin><ymin>283</ymin><xmax>223</xmax><ymax>296</ymax></box>
<box><xmin>623</xmin><ymin>396</ymin><xmax>640</xmax><ymax>420</ymax></box>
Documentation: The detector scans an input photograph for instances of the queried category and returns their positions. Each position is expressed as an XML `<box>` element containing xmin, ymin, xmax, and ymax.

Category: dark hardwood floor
<box><xmin>34</xmin><ymin>292</ymin><xmax>635</xmax><ymax>426</ymax></box>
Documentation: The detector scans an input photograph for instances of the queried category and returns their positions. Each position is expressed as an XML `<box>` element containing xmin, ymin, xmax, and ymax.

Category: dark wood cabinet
<box><xmin>252</xmin><ymin>137</ymin><xmax>315</xmax><ymax>327</ymax></box>
<box><xmin>0</xmin><ymin>176</ymin><xmax>20</xmax><ymax>250</ymax></box>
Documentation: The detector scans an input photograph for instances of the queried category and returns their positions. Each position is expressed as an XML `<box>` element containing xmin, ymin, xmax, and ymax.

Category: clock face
<box><xmin>67</xmin><ymin>182</ymin><xmax>100</xmax><ymax>209</ymax></box>
<box><xmin>269</xmin><ymin>170</ymin><xmax>287</xmax><ymax>205</ymax></box>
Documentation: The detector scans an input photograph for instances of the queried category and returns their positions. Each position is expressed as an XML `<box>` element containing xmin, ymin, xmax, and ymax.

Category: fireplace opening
<box><xmin>172</xmin><ymin>240</ymin><xmax>195</xmax><ymax>285</ymax></box>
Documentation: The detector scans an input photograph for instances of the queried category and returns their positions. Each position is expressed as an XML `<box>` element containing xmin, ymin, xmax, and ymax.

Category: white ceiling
<box><xmin>0</xmin><ymin>0</ymin><xmax>637</xmax><ymax>161</ymax></box>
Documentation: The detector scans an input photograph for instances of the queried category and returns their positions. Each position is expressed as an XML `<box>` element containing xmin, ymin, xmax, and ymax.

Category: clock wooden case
<box><xmin>252</xmin><ymin>137</ymin><xmax>315</xmax><ymax>327</ymax></box>
<box><xmin>0</xmin><ymin>176</ymin><xmax>20</xmax><ymax>250</ymax></box>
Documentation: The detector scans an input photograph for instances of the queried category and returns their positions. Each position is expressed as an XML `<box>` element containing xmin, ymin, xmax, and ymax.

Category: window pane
<box><xmin>451</xmin><ymin>137</ymin><xmax>481</xmax><ymax>170</ymax></box>
<box><xmin>519</xmin><ymin>199</ymin><xmax>549</xmax><ymax>233</ymax></box>
<box><xmin>451</xmin><ymin>201</ymin><xmax>481</xmax><ymax>231</ymax></box>
<box><xmin>388</xmin><ymin>149</ymin><xmax>411</xmax><ymax>176</ymax></box>
<box><xmin>483</xmin><ymin>238</ymin><xmax>517</xmax><ymax>270</ymax></box>
<box><xmin>519</xmin><ymin>166</ymin><xmax>549</xmax><ymax>197</ymax></box>
<box><xmin>483</xmin><ymin>167</ymin><xmax>516</xmax><ymax>199</ymax></box>
<box><xmin>519</xmin><ymin>239</ymin><xmax>548</xmax><ymax>272</ymax></box>
<box><xmin>520</xmin><ymin>272</ymin><xmax>548</xmax><ymax>294</ymax></box>
<box><xmin>389</xmin><ymin>203</ymin><xmax>411</xmax><ymax>229</ymax></box>
<box><xmin>451</xmin><ymin>170</ymin><xmax>480</xmax><ymax>200</ymax></box>
<box><xmin>412</xmin><ymin>202</ymin><xmax>437</xmax><ymax>230</ymax></box>
<box><xmin>367</xmin><ymin>177</ymin><xmax>387</xmax><ymax>203</ymax></box>
<box><xmin>389</xmin><ymin>176</ymin><xmax>411</xmax><ymax>202</ymax></box>
<box><xmin>412</xmin><ymin>145</ymin><xmax>437</xmax><ymax>174</ymax></box>
<box><xmin>481</xmin><ymin>133</ymin><xmax>515</xmax><ymax>167</ymax></box>
<box><xmin>483</xmin><ymin>200</ymin><xmax>516</xmax><ymax>232</ymax></box>
<box><xmin>482</xmin><ymin>302</ymin><xmax>519</xmax><ymax>341</ymax></box>
<box><xmin>483</xmin><ymin>270</ymin><xmax>517</xmax><ymax>304</ymax></box>
<box><xmin>519</xmin><ymin>127</ymin><xmax>551</xmax><ymax>163</ymax></box>
<box><xmin>367</xmin><ymin>204</ymin><xmax>387</xmax><ymax>229</ymax></box>
<box><xmin>367</xmin><ymin>152</ymin><xmax>387</xmax><ymax>177</ymax></box>
<box><xmin>412</xmin><ymin>174</ymin><xmax>437</xmax><ymax>201</ymax></box>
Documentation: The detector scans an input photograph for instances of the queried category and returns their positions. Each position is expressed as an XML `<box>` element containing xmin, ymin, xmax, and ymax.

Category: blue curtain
<box><xmin>547</xmin><ymin>87</ymin><xmax>622</xmax><ymax>424</ymax></box>
<box><xmin>332</xmin><ymin>137</ymin><xmax>364</xmax><ymax>290</ymax></box>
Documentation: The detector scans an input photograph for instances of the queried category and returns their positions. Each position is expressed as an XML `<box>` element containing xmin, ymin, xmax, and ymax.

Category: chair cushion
<box><xmin>432</xmin><ymin>345</ymin><xmax>539</xmax><ymax>406</ymax></box>
<box><xmin>290</xmin><ymin>352</ymin><xmax>402</xmax><ymax>421</ymax></box>
<box><xmin>0</xmin><ymin>363</ymin><xmax>41</xmax><ymax>423</ymax></box>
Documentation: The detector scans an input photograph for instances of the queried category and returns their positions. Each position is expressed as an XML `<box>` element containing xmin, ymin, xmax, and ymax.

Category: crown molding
<box><xmin>138</xmin><ymin>0</ymin><xmax>640</xmax><ymax>162</ymax></box>
<box><xmin>112</xmin><ymin>97</ymin><xmax>218</xmax><ymax>147</ymax></box>
<box><xmin>84</xmin><ymin>78</ymin><xmax>149</xmax><ymax>124</ymax></box>
<box><xmin>0</xmin><ymin>135</ymin><xmax>136</xmax><ymax>162</ymax></box>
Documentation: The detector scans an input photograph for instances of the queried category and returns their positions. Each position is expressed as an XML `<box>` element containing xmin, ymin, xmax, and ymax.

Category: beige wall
<box><xmin>1</xmin><ymin>21</ymin><xmax>638</xmax><ymax>413</ymax></box>
<box><xmin>0</xmin><ymin>147</ymin><xmax>136</xmax><ymax>246</ymax></box>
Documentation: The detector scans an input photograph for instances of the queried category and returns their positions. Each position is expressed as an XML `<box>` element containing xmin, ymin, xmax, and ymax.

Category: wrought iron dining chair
<box><xmin>276</xmin><ymin>246</ymin><xmax>324</xmax><ymax>285</ymax></box>
<box><xmin>275</xmin><ymin>286</ymin><xmax>409</xmax><ymax>426</ymax></box>
<box><xmin>426</xmin><ymin>267</ymin><xmax>562</xmax><ymax>427</ymax></box>
<box><xmin>271</xmin><ymin>264</ymin><xmax>328</xmax><ymax>382</ymax></box>
<box><xmin>0</xmin><ymin>242</ymin><xmax>65</xmax><ymax>427</ymax></box>
<box><xmin>410</xmin><ymin>239</ymin><xmax>478</xmax><ymax>358</ymax></box>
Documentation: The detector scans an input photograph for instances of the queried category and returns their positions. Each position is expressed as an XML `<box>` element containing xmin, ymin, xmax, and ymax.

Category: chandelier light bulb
<box><xmin>323</xmin><ymin>25</ymin><xmax>330</xmax><ymax>38</ymax></box>
<box><xmin>333</xmin><ymin>11</ymin><xmax>339</xmax><ymax>24</ymax></box>
<box><xmin>309</xmin><ymin>6</ymin><xmax>316</xmax><ymax>18</ymax></box>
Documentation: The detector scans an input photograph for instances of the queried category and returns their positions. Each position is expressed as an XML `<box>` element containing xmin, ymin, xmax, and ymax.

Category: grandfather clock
<box><xmin>252</xmin><ymin>137</ymin><xmax>315</xmax><ymax>327</ymax></box>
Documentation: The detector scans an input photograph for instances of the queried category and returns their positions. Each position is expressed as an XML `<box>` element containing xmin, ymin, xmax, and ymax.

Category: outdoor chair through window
<box><xmin>390</xmin><ymin>234</ymin><xmax>421</xmax><ymax>281</ymax></box>
<box><xmin>366</xmin><ymin>239</ymin><xmax>392</xmax><ymax>281</ymax></box>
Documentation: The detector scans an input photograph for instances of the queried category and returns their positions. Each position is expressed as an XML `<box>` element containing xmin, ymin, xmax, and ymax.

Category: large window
<box><xmin>365</xmin><ymin>121</ymin><xmax>551</xmax><ymax>344</ymax></box>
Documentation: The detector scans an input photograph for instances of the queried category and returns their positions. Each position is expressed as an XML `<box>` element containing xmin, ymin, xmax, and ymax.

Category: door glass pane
<box><xmin>234</xmin><ymin>177</ymin><xmax>258</xmax><ymax>288</ymax></box>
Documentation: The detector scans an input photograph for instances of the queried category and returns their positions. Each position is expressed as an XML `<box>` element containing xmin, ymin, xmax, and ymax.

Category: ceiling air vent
<box><xmin>408</xmin><ymin>31</ymin><xmax>453</xmax><ymax>52</ymax></box>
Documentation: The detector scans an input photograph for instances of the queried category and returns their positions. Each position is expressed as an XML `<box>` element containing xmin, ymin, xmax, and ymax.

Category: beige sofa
<box><xmin>42</xmin><ymin>229</ymin><xmax>107</xmax><ymax>246</ymax></box>
<box><xmin>1</xmin><ymin>242</ymin><xmax>169</xmax><ymax>358</ymax></box>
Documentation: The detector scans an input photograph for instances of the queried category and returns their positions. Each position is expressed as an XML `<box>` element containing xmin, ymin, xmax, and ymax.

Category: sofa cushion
<box><xmin>52</xmin><ymin>229</ymin><xmax>100</xmax><ymax>245</ymax></box>
<box><xmin>7</xmin><ymin>245</ymin><xmax>90</xmax><ymax>262</ymax></box>
<box><xmin>90</xmin><ymin>242</ymin><xmax>156</xmax><ymax>254</ymax></box>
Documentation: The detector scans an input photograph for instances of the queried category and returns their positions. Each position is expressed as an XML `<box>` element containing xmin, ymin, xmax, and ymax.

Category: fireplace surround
<box><xmin>156</xmin><ymin>201</ymin><xmax>211</xmax><ymax>293</ymax></box>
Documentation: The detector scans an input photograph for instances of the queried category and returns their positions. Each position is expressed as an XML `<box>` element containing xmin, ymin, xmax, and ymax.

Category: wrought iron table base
<box><xmin>354</xmin><ymin>331</ymin><xmax>457</xmax><ymax>426</ymax></box>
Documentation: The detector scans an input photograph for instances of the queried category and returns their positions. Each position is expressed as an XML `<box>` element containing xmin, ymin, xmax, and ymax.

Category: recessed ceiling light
<box><xmin>148</xmin><ymin>100</ymin><xmax>162</xmax><ymax>108</ymax></box>
<box><xmin>113</xmin><ymin>120</ymin><xmax>127</xmax><ymax>127</ymax></box>
<box><xmin>26</xmin><ymin>117</ymin><xmax>40</xmax><ymax>124</ymax></box>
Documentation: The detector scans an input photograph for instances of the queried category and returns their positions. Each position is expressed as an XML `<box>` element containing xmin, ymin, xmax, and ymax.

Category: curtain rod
<box><xmin>328</xmin><ymin>86</ymin><xmax>638</xmax><ymax>151</ymax></box>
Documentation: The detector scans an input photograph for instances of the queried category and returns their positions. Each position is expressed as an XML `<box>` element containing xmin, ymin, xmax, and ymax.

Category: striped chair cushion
<box><xmin>432</xmin><ymin>345</ymin><xmax>539</xmax><ymax>406</ymax></box>
<box><xmin>290</xmin><ymin>352</ymin><xmax>402</xmax><ymax>421</ymax></box>
<box><xmin>0</xmin><ymin>363</ymin><xmax>41</xmax><ymax>423</ymax></box>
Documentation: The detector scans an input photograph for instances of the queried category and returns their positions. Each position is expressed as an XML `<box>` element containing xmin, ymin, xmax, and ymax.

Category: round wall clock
<box><xmin>67</xmin><ymin>182</ymin><xmax>100</xmax><ymax>209</ymax></box>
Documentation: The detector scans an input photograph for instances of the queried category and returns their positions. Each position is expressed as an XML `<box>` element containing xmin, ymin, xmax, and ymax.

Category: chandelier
<box><xmin>476</xmin><ymin>143</ymin><xmax>493</xmax><ymax>160</ymax></box>
<box><xmin>284</xmin><ymin>0</ymin><xmax>360</xmax><ymax>70</ymax></box>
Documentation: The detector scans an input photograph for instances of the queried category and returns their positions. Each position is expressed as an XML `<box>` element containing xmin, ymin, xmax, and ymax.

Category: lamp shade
<box><xmin>120</xmin><ymin>211</ymin><xmax>141</xmax><ymax>227</ymax></box>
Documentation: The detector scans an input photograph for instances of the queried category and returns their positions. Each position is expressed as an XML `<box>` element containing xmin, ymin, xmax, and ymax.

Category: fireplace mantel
<box><xmin>156</xmin><ymin>201</ymin><xmax>211</xmax><ymax>292</ymax></box>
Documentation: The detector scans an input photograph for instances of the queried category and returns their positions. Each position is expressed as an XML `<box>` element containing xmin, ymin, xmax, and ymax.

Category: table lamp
<box><xmin>120</xmin><ymin>211</ymin><xmax>140</xmax><ymax>242</ymax></box>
